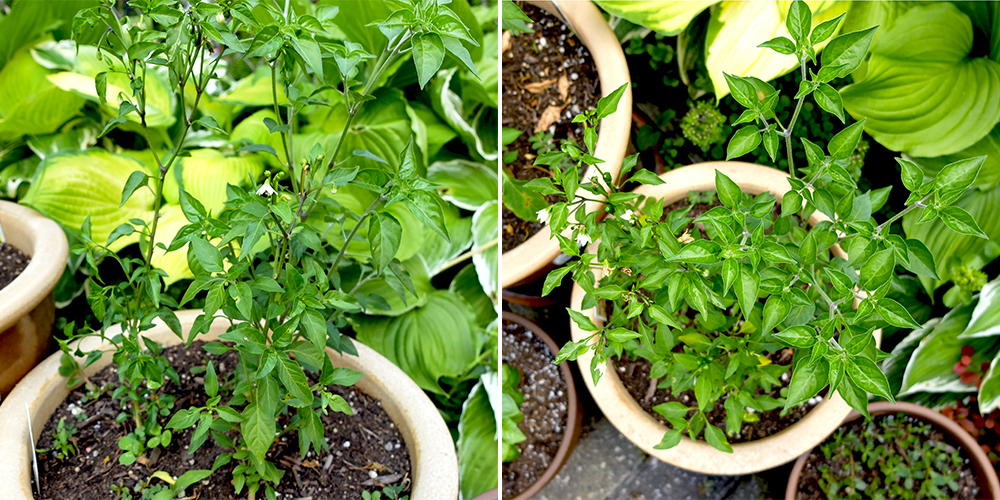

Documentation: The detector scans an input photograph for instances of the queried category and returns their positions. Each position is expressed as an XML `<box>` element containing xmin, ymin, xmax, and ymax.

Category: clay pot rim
<box><xmin>568</xmin><ymin>161</ymin><xmax>881</xmax><ymax>475</ymax></box>
<box><xmin>785</xmin><ymin>401</ymin><xmax>1000</xmax><ymax>500</ymax></box>
<box><xmin>502</xmin><ymin>311</ymin><xmax>583</xmax><ymax>500</ymax></box>
<box><xmin>0</xmin><ymin>200</ymin><xmax>68</xmax><ymax>331</ymax></box>
<box><xmin>0</xmin><ymin>309</ymin><xmax>458</xmax><ymax>500</ymax></box>
<box><xmin>501</xmin><ymin>0</ymin><xmax>632</xmax><ymax>289</ymax></box>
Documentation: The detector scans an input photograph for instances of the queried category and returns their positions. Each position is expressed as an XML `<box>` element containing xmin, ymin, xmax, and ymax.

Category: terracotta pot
<box><xmin>501</xmin><ymin>0</ymin><xmax>632</xmax><ymax>289</ymax></box>
<box><xmin>568</xmin><ymin>162</ymin><xmax>882</xmax><ymax>475</ymax></box>
<box><xmin>0</xmin><ymin>200</ymin><xmax>68</xmax><ymax>398</ymax></box>
<box><xmin>469</xmin><ymin>488</ymin><xmax>498</xmax><ymax>500</ymax></box>
<box><xmin>503</xmin><ymin>311</ymin><xmax>583</xmax><ymax>499</ymax></box>
<box><xmin>785</xmin><ymin>401</ymin><xmax>1000</xmax><ymax>500</ymax></box>
<box><xmin>0</xmin><ymin>310</ymin><xmax>458</xmax><ymax>499</ymax></box>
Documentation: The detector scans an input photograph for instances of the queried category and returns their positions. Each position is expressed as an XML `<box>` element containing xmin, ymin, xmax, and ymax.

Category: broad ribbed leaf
<box><xmin>457</xmin><ymin>376</ymin><xmax>499</xmax><ymax>499</ymax></box>
<box><xmin>426</xmin><ymin>160</ymin><xmax>497</xmax><ymax>210</ymax></box>
<box><xmin>160</xmin><ymin>149</ymin><xmax>264</xmax><ymax>215</ymax></box>
<box><xmin>592</xmin><ymin>1</ymin><xmax>718</xmax><ymax>36</ymax></box>
<box><xmin>958</xmin><ymin>276</ymin><xmax>1000</xmax><ymax>338</ymax></box>
<box><xmin>471</xmin><ymin>201</ymin><xmax>499</xmax><ymax>302</ymax></box>
<box><xmin>900</xmin><ymin>304</ymin><xmax>999</xmax><ymax>395</ymax></box>
<box><xmin>0</xmin><ymin>42</ymin><xmax>85</xmax><ymax>140</ymax></box>
<box><xmin>841</xmin><ymin>4</ymin><xmax>1000</xmax><ymax>157</ymax></box>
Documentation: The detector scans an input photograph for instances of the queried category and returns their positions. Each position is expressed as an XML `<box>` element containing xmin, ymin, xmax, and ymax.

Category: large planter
<box><xmin>501</xmin><ymin>0</ymin><xmax>632</xmax><ymax>289</ymax></box>
<box><xmin>0</xmin><ymin>310</ymin><xmax>458</xmax><ymax>499</ymax></box>
<box><xmin>568</xmin><ymin>162</ymin><xmax>881</xmax><ymax>475</ymax></box>
<box><xmin>503</xmin><ymin>311</ymin><xmax>582</xmax><ymax>499</ymax></box>
<box><xmin>0</xmin><ymin>200</ymin><xmax>68</xmax><ymax>397</ymax></box>
<box><xmin>785</xmin><ymin>401</ymin><xmax>1000</xmax><ymax>500</ymax></box>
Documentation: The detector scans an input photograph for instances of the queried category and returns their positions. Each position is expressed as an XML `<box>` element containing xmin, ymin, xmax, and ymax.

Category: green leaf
<box><xmin>911</xmin><ymin>125</ymin><xmax>1000</xmax><ymax>191</ymax></box>
<box><xmin>813</xmin><ymin>83</ymin><xmax>844</xmax><ymax>123</ymax></box>
<box><xmin>758</xmin><ymin>36</ymin><xmax>796</xmax><ymax>55</ymax></box>
<box><xmin>568</xmin><ymin>308</ymin><xmax>600</xmax><ymax>332</ymax></box>
<box><xmin>939</xmin><ymin>206</ymin><xmax>988</xmax><ymax>239</ymax></box>
<box><xmin>846</xmin><ymin>355</ymin><xmax>894</xmax><ymax>402</ymax></box>
<box><xmin>900</xmin><ymin>304</ymin><xmax>996</xmax><ymax>395</ymax></box>
<box><xmin>241</xmin><ymin>403</ymin><xmax>275</xmax><ymax>462</ymax></box>
<box><xmin>935</xmin><ymin>156</ymin><xmax>986</xmax><ymax>206</ymax></box>
<box><xmin>0</xmin><ymin>42</ymin><xmax>86</xmax><ymax>140</ymax></box>
<box><xmin>205</xmin><ymin>360</ymin><xmax>218</xmax><ymax>398</ymax></box>
<box><xmin>860</xmin><ymin>248</ymin><xmax>894</xmax><ymax>289</ymax></box>
<box><xmin>594</xmin><ymin>83</ymin><xmax>629</xmax><ymax>121</ymax></box>
<box><xmin>406</xmin><ymin>190</ymin><xmax>451</xmax><ymax>242</ymax></box>
<box><xmin>427</xmin><ymin>160</ymin><xmax>497</xmax><ymax>210</ymax></box>
<box><xmin>412</xmin><ymin>32</ymin><xmax>446</xmax><ymax>89</ymax></box>
<box><xmin>841</xmin><ymin>4</ymin><xmax>1000</xmax><ymax>157</ymax></box>
<box><xmin>276</xmin><ymin>355</ymin><xmax>314</xmax><ymax>406</ymax></box>
<box><xmin>191</xmin><ymin>238</ymin><xmax>224</xmax><ymax>273</ymax></box>
<box><xmin>726</xmin><ymin>126</ymin><xmax>761</xmax><ymax>160</ymax></box>
<box><xmin>774</xmin><ymin>325</ymin><xmax>816</xmax><ymax>348</ymax></box>
<box><xmin>715</xmin><ymin>169</ymin><xmax>742</xmax><ymax>208</ymax></box>
<box><xmin>821</xmin><ymin>26</ymin><xmax>877</xmax><ymax>79</ymax></box>
<box><xmin>785</xmin><ymin>356</ymin><xmax>828</xmax><ymax>408</ymax></box>
<box><xmin>501</xmin><ymin>172</ymin><xmax>548</xmax><ymax>221</ymax></box>
<box><xmin>733</xmin><ymin>265</ymin><xmax>760</xmax><ymax>322</ymax></box>
<box><xmin>811</xmin><ymin>13</ymin><xmax>845</xmax><ymax>45</ymax></box>
<box><xmin>471</xmin><ymin>201</ymin><xmax>499</xmax><ymax>302</ymax></box>
<box><xmin>428</xmin><ymin>68</ymin><xmax>497</xmax><ymax>161</ymax></box>
<box><xmin>762</xmin><ymin>295</ymin><xmax>790</xmax><ymax>333</ymax></box>
<box><xmin>289</xmin><ymin>35</ymin><xmax>323</xmax><ymax>81</ymax></box>
<box><xmin>703</xmin><ymin>424</ymin><xmax>733</xmax><ymax>453</ymax></box>
<box><xmin>630</xmin><ymin>169</ymin><xmax>666</xmax><ymax>186</ymax></box>
<box><xmin>786</xmin><ymin>0</ymin><xmax>812</xmax><ymax>45</ymax></box>
<box><xmin>353</xmin><ymin>291</ymin><xmax>482</xmax><ymax>394</ymax></box>
<box><xmin>653</xmin><ymin>428</ymin><xmax>684</xmax><ymax>450</ymax></box>
<box><xmin>827</xmin><ymin>119</ymin><xmax>865</xmax><ymax>160</ymax></box>
<box><xmin>979</xmin><ymin>357</ymin><xmax>1000</xmax><ymax>414</ymax></box>
<box><xmin>877</xmin><ymin>298</ymin><xmax>920</xmax><ymax>329</ymax></box>
<box><xmin>369</xmin><ymin>212</ymin><xmax>402</xmax><ymax>275</ymax></box>
<box><xmin>457</xmin><ymin>377</ymin><xmax>499</xmax><ymax>499</ymax></box>
<box><xmin>161</xmin><ymin>149</ymin><xmax>265</xmax><ymax>215</ymax></box>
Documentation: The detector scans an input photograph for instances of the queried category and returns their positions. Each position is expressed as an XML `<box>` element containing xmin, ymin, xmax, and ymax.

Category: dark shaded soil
<box><xmin>614</xmin><ymin>350</ymin><xmax>820</xmax><ymax>445</ymax></box>
<box><xmin>0</xmin><ymin>242</ymin><xmax>30</xmax><ymax>290</ymax></box>
<box><xmin>501</xmin><ymin>2</ymin><xmax>600</xmax><ymax>251</ymax></box>
<box><xmin>502</xmin><ymin>320</ymin><xmax>568</xmax><ymax>498</ymax></box>
<box><xmin>34</xmin><ymin>341</ymin><xmax>410</xmax><ymax>500</ymax></box>
<box><xmin>796</xmin><ymin>413</ymin><xmax>980</xmax><ymax>500</ymax></box>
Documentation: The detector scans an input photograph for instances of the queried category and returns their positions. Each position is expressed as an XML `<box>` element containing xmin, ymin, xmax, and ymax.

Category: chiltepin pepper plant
<box><xmin>59</xmin><ymin>0</ymin><xmax>474</xmax><ymax>498</ymax></box>
<box><xmin>540</xmin><ymin>0</ymin><xmax>991</xmax><ymax>453</ymax></box>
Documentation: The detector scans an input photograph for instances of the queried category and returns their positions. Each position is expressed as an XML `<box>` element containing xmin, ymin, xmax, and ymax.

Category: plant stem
<box><xmin>875</xmin><ymin>194</ymin><xmax>931</xmax><ymax>235</ymax></box>
<box><xmin>331</xmin><ymin>194</ymin><xmax>385</xmax><ymax>270</ymax></box>
<box><xmin>784</xmin><ymin>55</ymin><xmax>809</xmax><ymax>178</ymax></box>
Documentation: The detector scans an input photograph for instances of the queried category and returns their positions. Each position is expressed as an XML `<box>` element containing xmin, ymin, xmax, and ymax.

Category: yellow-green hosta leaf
<box><xmin>705</xmin><ymin>1</ymin><xmax>849</xmax><ymax>99</ymax></box>
<box><xmin>46</xmin><ymin>45</ymin><xmax>175</xmax><ymax>128</ymax></box>
<box><xmin>472</xmin><ymin>201</ymin><xmax>499</xmax><ymax>303</ymax></box>
<box><xmin>352</xmin><ymin>290</ymin><xmax>483</xmax><ymax>394</ymax></box>
<box><xmin>0</xmin><ymin>43</ymin><xmax>85</xmax><ymax>140</ymax></box>
<box><xmin>21</xmin><ymin>149</ymin><xmax>154</xmax><ymax>251</ymax></box>
<box><xmin>162</xmin><ymin>149</ymin><xmax>265</xmax><ymax>215</ymax></box>
<box><xmin>231</xmin><ymin>109</ymin><xmax>285</xmax><ymax>170</ymax></box>
<box><xmin>353</xmin><ymin>258</ymin><xmax>435</xmax><ymax>316</ymax></box>
<box><xmin>841</xmin><ymin>4</ymin><xmax>1000</xmax><ymax>157</ymax></box>
<box><xmin>593</xmin><ymin>1</ymin><xmax>718</xmax><ymax>36</ymax></box>
<box><xmin>912</xmin><ymin>125</ymin><xmax>1000</xmax><ymax>191</ymax></box>
<box><xmin>218</xmin><ymin>66</ymin><xmax>287</xmax><ymax>106</ymax></box>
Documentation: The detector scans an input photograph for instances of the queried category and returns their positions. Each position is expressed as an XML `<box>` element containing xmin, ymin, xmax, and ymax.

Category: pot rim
<box><xmin>0</xmin><ymin>309</ymin><xmax>458</xmax><ymax>500</ymax></box>
<box><xmin>568</xmin><ymin>161</ymin><xmax>881</xmax><ymax>474</ymax></box>
<box><xmin>785</xmin><ymin>401</ymin><xmax>1000</xmax><ymax>500</ymax></box>
<box><xmin>502</xmin><ymin>311</ymin><xmax>583</xmax><ymax>499</ymax></box>
<box><xmin>501</xmin><ymin>0</ymin><xmax>632</xmax><ymax>289</ymax></box>
<box><xmin>0</xmin><ymin>200</ymin><xmax>68</xmax><ymax>332</ymax></box>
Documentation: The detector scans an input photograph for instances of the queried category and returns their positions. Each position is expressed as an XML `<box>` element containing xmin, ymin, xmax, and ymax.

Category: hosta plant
<box><xmin>59</xmin><ymin>0</ymin><xmax>474</xmax><ymax>498</ymax></box>
<box><xmin>540</xmin><ymin>0</ymin><xmax>990</xmax><ymax>452</ymax></box>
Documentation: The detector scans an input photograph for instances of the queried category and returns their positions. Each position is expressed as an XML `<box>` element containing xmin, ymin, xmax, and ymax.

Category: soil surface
<box><xmin>502</xmin><ymin>320</ymin><xmax>568</xmax><ymax>498</ymax></box>
<box><xmin>33</xmin><ymin>341</ymin><xmax>410</xmax><ymax>500</ymax></box>
<box><xmin>0</xmin><ymin>242</ymin><xmax>30</xmax><ymax>290</ymax></box>
<box><xmin>501</xmin><ymin>2</ymin><xmax>600</xmax><ymax>251</ymax></box>
<box><xmin>796</xmin><ymin>413</ymin><xmax>981</xmax><ymax>500</ymax></box>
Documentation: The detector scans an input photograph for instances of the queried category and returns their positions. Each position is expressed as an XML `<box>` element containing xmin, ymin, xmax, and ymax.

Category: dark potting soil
<box><xmin>33</xmin><ymin>341</ymin><xmax>410</xmax><ymax>500</ymax></box>
<box><xmin>501</xmin><ymin>320</ymin><xmax>568</xmax><ymax>498</ymax></box>
<box><xmin>501</xmin><ymin>2</ymin><xmax>600</xmax><ymax>252</ymax></box>
<box><xmin>0</xmin><ymin>242</ymin><xmax>30</xmax><ymax>290</ymax></box>
<box><xmin>795</xmin><ymin>413</ymin><xmax>981</xmax><ymax>500</ymax></box>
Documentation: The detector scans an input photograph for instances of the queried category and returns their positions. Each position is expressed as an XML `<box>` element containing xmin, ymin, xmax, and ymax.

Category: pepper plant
<box><xmin>60</xmin><ymin>0</ymin><xmax>474</xmax><ymax>497</ymax></box>
<box><xmin>540</xmin><ymin>0</ymin><xmax>990</xmax><ymax>453</ymax></box>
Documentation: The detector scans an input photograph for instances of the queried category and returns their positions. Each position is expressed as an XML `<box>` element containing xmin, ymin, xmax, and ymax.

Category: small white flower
<box><xmin>575</xmin><ymin>232</ymin><xmax>591</xmax><ymax>247</ymax></box>
<box><xmin>621</xmin><ymin>209</ymin><xmax>635</xmax><ymax>224</ymax></box>
<box><xmin>215</xmin><ymin>12</ymin><xmax>226</xmax><ymax>24</ymax></box>
<box><xmin>256</xmin><ymin>182</ymin><xmax>276</xmax><ymax>197</ymax></box>
<box><xmin>536</xmin><ymin>207</ymin><xmax>550</xmax><ymax>225</ymax></box>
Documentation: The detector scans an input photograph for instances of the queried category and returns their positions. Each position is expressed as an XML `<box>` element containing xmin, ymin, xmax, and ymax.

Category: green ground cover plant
<box><xmin>540</xmin><ymin>0</ymin><xmax>989</xmax><ymax>453</ymax></box>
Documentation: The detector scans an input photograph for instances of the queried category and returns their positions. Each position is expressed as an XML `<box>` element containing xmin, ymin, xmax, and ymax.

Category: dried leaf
<box><xmin>558</xmin><ymin>74</ymin><xmax>570</xmax><ymax>101</ymax></box>
<box><xmin>524</xmin><ymin>78</ymin><xmax>558</xmax><ymax>94</ymax></box>
<box><xmin>534</xmin><ymin>105</ymin><xmax>565</xmax><ymax>133</ymax></box>
<box><xmin>502</xmin><ymin>30</ymin><xmax>512</xmax><ymax>53</ymax></box>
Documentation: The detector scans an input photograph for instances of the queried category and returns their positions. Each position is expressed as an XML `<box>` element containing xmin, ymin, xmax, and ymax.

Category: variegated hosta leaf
<box><xmin>979</xmin><ymin>354</ymin><xmax>1000</xmax><ymax>414</ymax></box>
<box><xmin>353</xmin><ymin>258</ymin><xmax>435</xmax><ymax>316</ymax></box>
<box><xmin>429</xmin><ymin>67</ymin><xmax>498</xmax><ymax>161</ymax></box>
<box><xmin>427</xmin><ymin>159</ymin><xmax>497</xmax><ymax>211</ymax></box>
<box><xmin>705</xmin><ymin>1</ymin><xmax>849</xmax><ymax>99</ymax></box>
<box><xmin>883</xmin><ymin>317</ymin><xmax>940</xmax><ymax>395</ymax></box>
<box><xmin>472</xmin><ymin>201</ymin><xmax>499</xmax><ymax>303</ymax></box>
<box><xmin>21</xmin><ymin>149</ymin><xmax>154</xmax><ymax>251</ymax></box>
<box><xmin>899</xmin><ymin>304</ymin><xmax>998</xmax><ymax>396</ymax></box>
<box><xmin>457</xmin><ymin>375</ymin><xmax>499</xmax><ymax>500</ymax></box>
<box><xmin>0</xmin><ymin>42</ymin><xmax>85</xmax><ymax>140</ymax></box>
<box><xmin>416</xmin><ymin>203</ymin><xmax>473</xmax><ymax>277</ymax></box>
<box><xmin>162</xmin><ymin>149</ymin><xmax>265</xmax><ymax>215</ymax></box>
<box><xmin>840</xmin><ymin>3</ymin><xmax>1000</xmax><ymax>157</ymax></box>
<box><xmin>958</xmin><ymin>276</ymin><xmax>1000</xmax><ymax>339</ymax></box>
<box><xmin>352</xmin><ymin>290</ymin><xmax>484</xmax><ymax>394</ymax></box>
<box><xmin>593</xmin><ymin>1</ymin><xmax>718</xmax><ymax>36</ymax></box>
<box><xmin>47</xmin><ymin>45</ymin><xmax>175</xmax><ymax>128</ymax></box>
